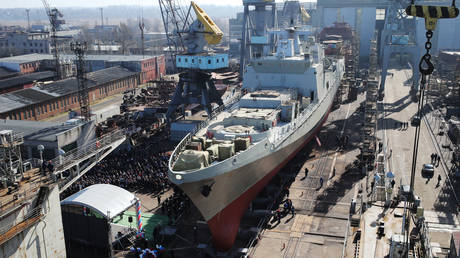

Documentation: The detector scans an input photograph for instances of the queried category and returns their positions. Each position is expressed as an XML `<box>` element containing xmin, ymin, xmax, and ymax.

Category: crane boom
<box><xmin>191</xmin><ymin>1</ymin><xmax>223</xmax><ymax>45</ymax></box>
<box><xmin>41</xmin><ymin>0</ymin><xmax>62</xmax><ymax>79</ymax></box>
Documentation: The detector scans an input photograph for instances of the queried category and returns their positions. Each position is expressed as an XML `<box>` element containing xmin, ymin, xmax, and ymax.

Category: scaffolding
<box><xmin>361</xmin><ymin>37</ymin><xmax>379</xmax><ymax>162</ymax></box>
<box><xmin>0</xmin><ymin>130</ymin><xmax>24</xmax><ymax>188</ymax></box>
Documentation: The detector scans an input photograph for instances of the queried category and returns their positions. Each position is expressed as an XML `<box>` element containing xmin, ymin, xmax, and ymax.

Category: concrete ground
<box><xmin>248</xmin><ymin>89</ymin><xmax>367</xmax><ymax>258</ymax></box>
<box><xmin>359</xmin><ymin>68</ymin><xmax>460</xmax><ymax>258</ymax></box>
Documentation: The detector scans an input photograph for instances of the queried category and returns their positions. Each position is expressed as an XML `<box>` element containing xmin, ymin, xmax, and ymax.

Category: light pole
<box><xmin>37</xmin><ymin>145</ymin><xmax>44</xmax><ymax>165</ymax></box>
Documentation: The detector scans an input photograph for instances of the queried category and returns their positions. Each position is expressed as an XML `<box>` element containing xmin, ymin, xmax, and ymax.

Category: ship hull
<box><xmin>177</xmin><ymin>96</ymin><xmax>334</xmax><ymax>251</ymax></box>
<box><xmin>207</xmin><ymin>105</ymin><xmax>331</xmax><ymax>250</ymax></box>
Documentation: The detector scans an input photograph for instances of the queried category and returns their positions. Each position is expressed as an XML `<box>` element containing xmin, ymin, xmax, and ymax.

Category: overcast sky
<box><xmin>3</xmin><ymin>0</ymin><xmax>249</xmax><ymax>8</ymax></box>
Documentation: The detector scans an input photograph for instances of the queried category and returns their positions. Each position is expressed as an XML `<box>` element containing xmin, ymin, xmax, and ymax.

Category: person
<box><xmin>284</xmin><ymin>186</ymin><xmax>290</xmax><ymax>198</ymax></box>
<box><xmin>391</xmin><ymin>179</ymin><xmax>396</xmax><ymax>189</ymax></box>
<box><xmin>431</xmin><ymin>153</ymin><xmax>435</xmax><ymax>164</ymax></box>
<box><xmin>291</xmin><ymin>204</ymin><xmax>295</xmax><ymax>216</ymax></box>
<box><xmin>47</xmin><ymin>161</ymin><xmax>54</xmax><ymax>174</ymax></box>
<box><xmin>304</xmin><ymin>167</ymin><xmax>309</xmax><ymax>178</ymax></box>
<box><xmin>436</xmin><ymin>156</ymin><xmax>441</xmax><ymax>167</ymax></box>
<box><xmin>319</xmin><ymin>177</ymin><xmax>324</xmax><ymax>188</ymax></box>
<box><xmin>344</xmin><ymin>135</ymin><xmax>349</xmax><ymax>147</ymax></box>
<box><xmin>370</xmin><ymin>180</ymin><xmax>375</xmax><ymax>190</ymax></box>
<box><xmin>41</xmin><ymin>161</ymin><xmax>47</xmax><ymax>176</ymax></box>
<box><xmin>275</xmin><ymin>209</ymin><xmax>281</xmax><ymax>224</ymax></box>
<box><xmin>157</xmin><ymin>195</ymin><xmax>161</xmax><ymax>206</ymax></box>
<box><xmin>193</xmin><ymin>226</ymin><xmax>198</xmax><ymax>243</ymax></box>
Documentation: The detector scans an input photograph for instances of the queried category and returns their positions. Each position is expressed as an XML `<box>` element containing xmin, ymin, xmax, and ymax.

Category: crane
<box><xmin>41</xmin><ymin>0</ymin><xmax>64</xmax><ymax>79</ymax></box>
<box><xmin>158</xmin><ymin>0</ymin><xmax>193</xmax><ymax>72</ymax></box>
<box><xmin>164</xmin><ymin>1</ymin><xmax>228</xmax><ymax>121</ymax></box>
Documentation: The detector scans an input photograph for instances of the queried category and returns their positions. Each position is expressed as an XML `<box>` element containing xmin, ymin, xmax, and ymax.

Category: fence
<box><xmin>169</xmin><ymin>93</ymin><xmax>242</xmax><ymax>169</ymax></box>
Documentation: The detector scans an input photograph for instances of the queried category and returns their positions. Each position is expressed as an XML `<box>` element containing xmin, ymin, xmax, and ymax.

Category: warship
<box><xmin>168</xmin><ymin>26</ymin><xmax>345</xmax><ymax>250</ymax></box>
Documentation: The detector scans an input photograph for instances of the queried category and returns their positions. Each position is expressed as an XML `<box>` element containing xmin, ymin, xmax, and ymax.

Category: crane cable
<box><xmin>405</xmin><ymin>0</ymin><xmax>458</xmax><ymax>194</ymax></box>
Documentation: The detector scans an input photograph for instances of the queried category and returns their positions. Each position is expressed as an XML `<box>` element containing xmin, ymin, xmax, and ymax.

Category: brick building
<box><xmin>0</xmin><ymin>71</ymin><xmax>55</xmax><ymax>94</ymax></box>
<box><xmin>0</xmin><ymin>53</ymin><xmax>166</xmax><ymax>83</ymax></box>
<box><xmin>0</xmin><ymin>67</ymin><xmax>139</xmax><ymax>121</ymax></box>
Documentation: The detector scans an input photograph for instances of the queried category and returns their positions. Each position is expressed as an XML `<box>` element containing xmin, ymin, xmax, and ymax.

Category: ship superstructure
<box><xmin>168</xmin><ymin>26</ymin><xmax>344</xmax><ymax>251</ymax></box>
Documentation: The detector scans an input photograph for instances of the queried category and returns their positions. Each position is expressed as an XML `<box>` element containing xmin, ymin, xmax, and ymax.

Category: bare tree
<box><xmin>118</xmin><ymin>22</ymin><xmax>134</xmax><ymax>54</ymax></box>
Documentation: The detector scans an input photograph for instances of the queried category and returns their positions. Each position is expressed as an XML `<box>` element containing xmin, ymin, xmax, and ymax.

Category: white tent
<box><xmin>61</xmin><ymin>184</ymin><xmax>138</xmax><ymax>220</ymax></box>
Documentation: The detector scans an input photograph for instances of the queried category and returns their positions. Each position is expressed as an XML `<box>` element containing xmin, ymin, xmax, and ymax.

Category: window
<box><xmin>208</xmin><ymin>60</ymin><xmax>211</xmax><ymax>64</ymax></box>
<box><xmin>34</xmin><ymin>43</ymin><xmax>37</xmax><ymax>47</ymax></box>
<box><xmin>37</xmin><ymin>107</ymin><xmax>40</xmax><ymax>115</ymax></box>
<box><xmin>44</xmin><ymin>105</ymin><xmax>47</xmax><ymax>112</ymax></box>
<box><xmin>56</xmin><ymin>101</ymin><xmax>59</xmax><ymax>109</ymax></box>
<box><xmin>40</xmin><ymin>49</ymin><xmax>43</xmax><ymax>53</ymax></box>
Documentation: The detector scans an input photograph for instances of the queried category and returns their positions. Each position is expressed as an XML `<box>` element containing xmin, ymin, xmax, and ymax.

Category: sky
<box><xmin>2</xmin><ymin>0</ymin><xmax>247</xmax><ymax>8</ymax></box>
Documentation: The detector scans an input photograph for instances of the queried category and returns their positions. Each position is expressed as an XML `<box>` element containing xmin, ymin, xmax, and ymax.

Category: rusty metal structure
<box><xmin>71</xmin><ymin>42</ymin><xmax>91</xmax><ymax>121</ymax></box>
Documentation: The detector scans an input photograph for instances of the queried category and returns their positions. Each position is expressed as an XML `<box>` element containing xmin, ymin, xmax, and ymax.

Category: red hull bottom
<box><xmin>207</xmin><ymin>109</ymin><xmax>332</xmax><ymax>251</ymax></box>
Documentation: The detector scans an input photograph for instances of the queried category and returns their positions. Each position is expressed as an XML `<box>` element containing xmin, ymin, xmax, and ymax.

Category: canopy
<box><xmin>61</xmin><ymin>184</ymin><xmax>137</xmax><ymax>220</ymax></box>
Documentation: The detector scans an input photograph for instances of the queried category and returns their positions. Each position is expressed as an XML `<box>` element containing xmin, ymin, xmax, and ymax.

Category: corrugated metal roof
<box><xmin>0</xmin><ymin>67</ymin><xmax>138</xmax><ymax>114</ymax></box>
<box><xmin>0</xmin><ymin>53</ymin><xmax>159</xmax><ymax>64</ymax></box>
<box><xmin>0</xmin><ymin>67</ymin><xmax>18</xmax><ymax>79</ymax></box>
<box><xmin>0</xmin><ymin>71</ymin><xmax>55</xmax><ymax>90</ymax></box>
<box><xmin>0</xmin><ymin>119</ymin><xmax>79</xmax><ymax>142</ymax></box>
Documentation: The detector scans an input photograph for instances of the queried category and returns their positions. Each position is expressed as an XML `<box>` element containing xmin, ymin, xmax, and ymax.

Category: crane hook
<box><xmin>419</xmin><ymin>53</ymin><xmax>434</xmax><ymax>76</ymax></box>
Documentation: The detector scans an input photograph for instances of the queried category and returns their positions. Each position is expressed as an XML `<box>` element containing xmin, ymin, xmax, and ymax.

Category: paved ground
<box><xmin>359</xmin><ymin>68</ymin><xmax>460</xmax><ymax>258</ymax></box>
<box><xmin>248</xmin><ymin>89</ymin><xmax>367</xmax><ymax>258</ymax></box>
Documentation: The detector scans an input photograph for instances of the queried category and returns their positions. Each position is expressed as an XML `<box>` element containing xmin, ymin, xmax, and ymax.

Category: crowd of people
<box><xmin>61</xmin><ymin>147</ymin><xmax>171</xmax><ymax>199</ymax></box>
<box><xmin>159</xmin><ymin>188</ymin><xmax>191</xmax><ymax>224</ymax></box>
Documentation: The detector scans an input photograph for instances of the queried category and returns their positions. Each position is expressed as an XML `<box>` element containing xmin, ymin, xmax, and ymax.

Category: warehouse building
<box><xmin>0</xmin><ymin>66</ymin><xmax>139</xmax><ymax>121</ymax></box>
<box><xmin>0</xmin><ymin>119</ymin><xmax>95</xmax><ymax>160</ymax></box>
<box><xmin>0</xmin><ymin>70</ymin><xmax>55</xmax><ymax>94</ymax></box>
<box><xmin>0</xmin><ymin>53</ymin><xmax>165</xmax><ymax>83</ymax></box>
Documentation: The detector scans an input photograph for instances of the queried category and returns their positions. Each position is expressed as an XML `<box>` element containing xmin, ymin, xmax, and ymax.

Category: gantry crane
<box><xmin>163</xmin><ymin>1</ymin><xmax>228</xmax><ymax>121</ymax></box>
<box><xmin>41</xmin><ymin>0</ymin><xmax>64</xmax><ymax>79</ymax></box>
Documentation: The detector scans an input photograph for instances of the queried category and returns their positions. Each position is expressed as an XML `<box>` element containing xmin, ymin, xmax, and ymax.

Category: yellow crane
<box><xmin>191</xmin><ymin>1</ymin><xmax>223</xmax><ymax>45</ymax></box>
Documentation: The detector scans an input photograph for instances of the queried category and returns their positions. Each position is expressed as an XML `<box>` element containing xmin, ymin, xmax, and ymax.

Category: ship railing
<box><xmin>169</xmin><ymin>133</ymin><xmax>193</xmax><ymax>169</ymax></box>
<box><xmin>270</xmin><ymin>102</ymin><xmax>316</xmax><ymax>147</ymax></box>
<box><xmin>169</xmin><ymin>93</ymin><xmax>242</xmax><ymax>170</ymax></box>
